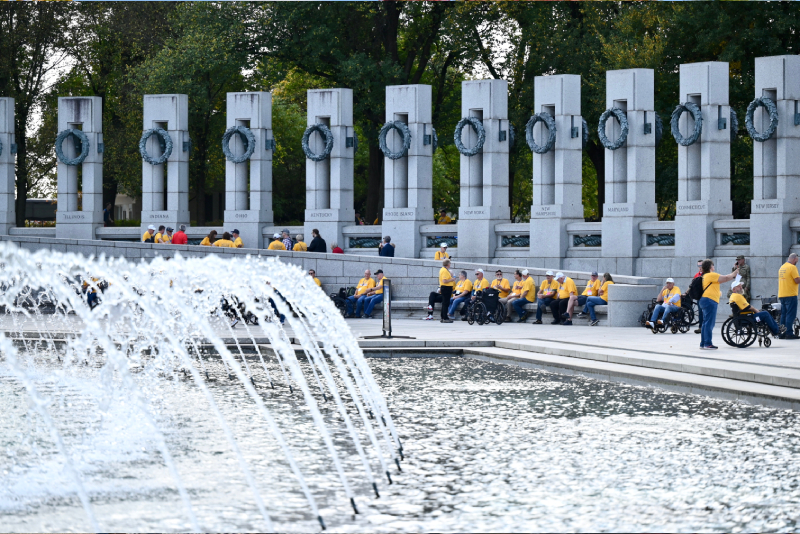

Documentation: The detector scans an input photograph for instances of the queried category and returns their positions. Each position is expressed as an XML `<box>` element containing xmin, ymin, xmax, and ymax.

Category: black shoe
<box><xmin>517</xmin><ymin>313</ymin><xmax>528</xmax><ymax>323</ymax></box>
<box><xmin>576</xmin><ymin>313</ymin><xmax>587</xmax><ymax>318</ymax></box>
<box><xmin>532</xmin><ymin>320</ymin><xmax>543</xmax><ymax>325</ymax></box>
<box><xmin>694</xmin><ymin>328</ymin><xmax>701</xmax><ymax>334</ymax></box>
<box><xmin>364</xmin><ymin>314</ymin><xmax>372</xmax><ymax>319</ymax></box>
<box><xmin>561</xmin><ymin>312</ymin><xmax>570</xmax><ymax>319</ymax></box>
<box><xmin>461</xmin><ymin>316</ymin><xmax>468</xmax><ymax>321</ymax></box>
<box><xmin>590</xmin><ymin>320</ymin><xmax>600</xmax><ymax>326</ymax></box>
<box><xmin>562</xmin><ymin>320</ymin><xmax>573</xmax><ymax>326</ymax></box>
<box><xmin>551</xmin><ymin>320</ymin><xmax>561</xmax><ymax>325</ymax></box>
<box><xmin>441</xmin><ymin>319</ymin><xmax>453</xmax><ymax>323</ymax></box>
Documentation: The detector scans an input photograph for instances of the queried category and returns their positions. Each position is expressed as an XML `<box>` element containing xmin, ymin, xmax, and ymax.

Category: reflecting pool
<box><xmin>2</xmin><ymin>356</ymin><xmax>800</xmax><ymax>532</ymax></box>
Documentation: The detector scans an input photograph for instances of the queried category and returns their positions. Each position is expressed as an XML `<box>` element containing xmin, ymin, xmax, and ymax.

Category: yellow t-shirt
<box><xmin>521</xmin><ymin>277</ymin><xmax>537</xmax><ymax>302</ymax></box>
<box><xmin>154</xmin><ymin>232</ymin><xmax>163</xmax><ymax>243</ymax></box>
<box><xmin>599</xmin><ymin>281</ymin><xmax>614</xmax><ymax>302</ymax></box>
<box><xmin>159</xmin><ymin>234</ymin><xmax>172</xmax><ymax>244</ymax></box>
<box><xmin>434</xmin><ymin>250</ymin><xmax>450</xmax><ymax>260</ymax></box>
<box><xmin>454</xmin><ymin>279</ymin><xmax>473</xmax><ymax>295</ymax></box>
<box><xmin>778</xmin><ymin>262</ymin><xmax>800</xmax><ymax>298</ymax></box>
<box><xmin>200</xmin><ymin>236</ymin><xmax>212</xmax><ymax>246</ymax></box>
<box><xmin>729</xmin><ymin>293</ymin><xmax>752</xmax><ymax>314</ymax></box>
<box><xmin>557</xmin><ymin>277</ymin><xmax>578</xmax><ymax>299</ymax></box>
<box><xmin>142</xmin><ymin>231</ymin><xmax>153</xmax><ymax>242</ymax></box>
<box><xmin>268</xmin><ymin>240</ymin><xmax>286</xmax><ymax>251</ymax></box>
<box><xmin>491</xmin><ymin>278</ymin><xmax>511</xmax><ymax>298</ymax></box>
<box><xmin>439</xmin><ymin>267</ymin><xmax>455</xmax><ymax>287</ymax></box>
<box><xmin>510</xmin><ymin>280</ymin><xmax>525</xmax><ymax>297</ymax></box>
<box><xmin>473</xmin><ymin>278</ymin><xmax>490</xmax><ymax>292</ymax></box>
<box><xmin>355</xmin><ymin>277</ymin><xmax>375</xmax><ymax>296</ymax></box>
<box><xmin>233</xmin><ymin>237</ymin><xmax>243</xmax><ymax>248</ymax></box>
<box><xmin>213</xmin><ymin>239</ymin><xmax>235</xmax><ymax>248</ymax></box>
<box><xmin>701</xmin><ymin>272</ymin><xmax>722</xmax><ymax>303</ymax></box>
<box><xmin>373</xmin><ymin>277</ymin><xmax>387</xmax><ymax>295</ymax></box>
<box><xmin>293</xmin><ymin>242</ymin><xmax>308</xmax><ymax>252</ymax></box>
<box><xmin>661</xmin><ymin>286</ymin><xmax>682</xmax><ymax>308</ymax></box>
<box><xmin>582</xmin><ymin>279</ymin><xmax>601</xmax><ymax>297</ymax></box>
<box><xmin>313</xmin><ymin>277</ymin><xmax>321</xmax><ymax>286</ymax></box>
<box><xmin>437</xmin><ymin>215</ymin><xmax>452</xmax><ymax>224</ymax></box>
<box><xmin>540</xmin><ymin>279</ymin><xmax>559</xmax><ymax>298</ymax></box>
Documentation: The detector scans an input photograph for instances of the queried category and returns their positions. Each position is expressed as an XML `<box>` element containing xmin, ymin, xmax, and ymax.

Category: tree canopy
<box><xmin>3</xmin><ymin>1</ymin><xmax>799</xmax><ymax>225</ymax></box>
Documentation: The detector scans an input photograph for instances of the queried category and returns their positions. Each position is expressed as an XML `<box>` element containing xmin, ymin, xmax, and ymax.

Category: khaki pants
<box><xmin>500</xmin><ymin>296</ymin><xmax>519</xmax><ymax>317</ymax></box>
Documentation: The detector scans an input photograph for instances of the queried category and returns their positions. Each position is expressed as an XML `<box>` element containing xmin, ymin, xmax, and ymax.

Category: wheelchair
<box><xmin>721</xmin><ymin>302</ymin><xmax>782</xmax><ymax>348</ymax></box>
<box><xmin>757</xmin><ymin>295</ymin><xmax>800</xmax><ymax>337</ymax></box>
<box><xmin>466</xmin><ymin>288</ymin><xmax>506</xmax><ymax>326</ymax></box>
<box><xmin>639</xmin><ymin>297</ymin><xmax>694</xmax><ymax>334</ymax></box>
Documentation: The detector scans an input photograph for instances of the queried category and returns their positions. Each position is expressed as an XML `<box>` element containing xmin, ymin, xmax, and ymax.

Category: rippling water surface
<box><xmin>2</xmin><ymin>355</ymin><xmax>800</xmax><ymax>532</ymax></box>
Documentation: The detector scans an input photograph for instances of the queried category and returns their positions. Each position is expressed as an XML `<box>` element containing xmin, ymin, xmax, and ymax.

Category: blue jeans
<box><xmin>752</xmin><ymin>310</ymin><xmax>781</xmax><ymax>336</ymax></box>
<box><xmin>583</xmin><ymin>296</ymin><xmax>606</xmax><ymax>321</ymax></box>
<box><xmin>364</xmin><ymin>294</ymin><xmax>384</xmax><ymax>316</ymax></box>
<box><xmin>779</xmin><ymin>296</ymin><xmax>797</xmax><ymax>334</ymax></box>
<box><xmin>699</xmin><ymin>297</ymin><xmax>718</xmax><ymax>347</ymax></box>
<box><xmin>345</xmin><ymin>295</ymin><xmax>366</xmax><ymax>316</ymax></box>
<box><xmin>535</xmin><ymin>297</ymin><xmax>553</xmax><ymax>320</ymax></box>
<box><xmin>513</xmin><ymin>298</ymin><xmax>531</xmax><ymax>318</ymax></box>
<box><xmin>448</xmin><ymin>295</ymin><xmax>469</xmax><ymax>317</ymax></box>
<box><xmin>650</xmin><ymin>304</ymin><xmax>679</xmax><ymax>325</ymax></box>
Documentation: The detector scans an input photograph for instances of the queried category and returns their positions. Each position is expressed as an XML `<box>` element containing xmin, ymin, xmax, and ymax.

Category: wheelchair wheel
<box><xmin>495</xmin><ymin>306</ymin><xmax>505</xmax><ymax>325</ymax></box>
<box><xmin>723</xmin><ymin>317</ymin><xmax>757</xmax><ymax>348</ymax></box>
<box><xmin>679</xmin><ymin>321</ymin><xmax>690</xmax><ymax>333</ymax></box>
<box><xmin>671</xmin><ymin>324</ymin><xmax>679</xmax><ymax>334</ymax></box>
<box><xmin>476</xmin><ymin>304</ymin><xmax>486</xmax><ymax>325</ymax></box>
<box><xmin>639</xmin><ymin>311</ymin><xmax>649</xmax><ymax>328</ymax></box>
<box><xmin>794</xmin><ymin>318</ymin><xmax>800</xmax><ymax>337</ymax></box>
<box><xmin>690</xmin><ymin>301</ymin><xmax>700</xmax><ymax>326</ymax></box>
<box><xmin>764</xmin><ymin>336</ymin><xmax>772</xmax><ymax>348</ymax></box>
<box><xmin>467</xmin><ymin>307</ymin><xmax>476</xmax><ymax>325</ymax></box>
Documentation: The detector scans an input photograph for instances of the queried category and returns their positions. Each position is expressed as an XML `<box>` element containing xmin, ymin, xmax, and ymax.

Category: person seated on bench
<box><xmin>533</xmin><ymin>271</ymin><xmax>558</xmax><ymax>325</ymax></box>
<box><xmin>729</xmin><ymin>280</ymin><xmax>782</xmax><ymax>337</ymax></box>
<box><xmin>550</xmin><ymin>272</ymin><xmax>577</xmax><ymax>325</ymax></box>
<box><xmin>363</xmin><ymin>270</ymin><xmax>386</xmax><ymax>319</ymax></box>
<box><xmin>447</xmin><ymin>271</ymin><xmax>472</xmax><ymax>321</ymax></box>
<box><xmin>500</xmin><ymin>270</ymin><xmax>524</xmax><ymax>320</ymax></box>
<box><xmin>345</xmin><ymin>269</ymin><xmax>374</xmax><ymax>318</ymax></box>
<box><xmin>570</xmin><ymin>271</ymin><xmax>600</xmax><ymax>319</ymax></box>
<box><xmin>645</xmin><ymin>278</ymin><xmax>681</xmax><ymax>332</ymax></box>
<box><xmin>512</xmin><ymin>270</ymin><xmax>536</xmax><ymax>323</ymax></box>
<box><xmin>581</xmin><ymin>273</ymin><xmax>613</xmax><ymax>326</ymax></box>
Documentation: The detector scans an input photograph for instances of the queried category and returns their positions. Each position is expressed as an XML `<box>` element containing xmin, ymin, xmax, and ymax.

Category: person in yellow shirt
<box><xmin>230</xmin><ymin>229</ymin><xmax>243</xmax><ymax>248</ymax></box>
<box><xmin>157</xmin><ymin>227</ymin><xmax>173</xmax><ymax>244</ymax></box>
<box><xmin>500</xmin><ymin>270</ymin><xmax>524</xmax><ymax>319</ymax></box>
<box><xmin>491</xmin><ymin>269</ymin><xmax>511</xmax><ymax>298</ymax></box>
<box><xmin>434</xmin><ymin>243</ymin><xmax>450</xmax><ymax>261</ymax></box>
<box><xmin>212</xmin><ymin>232</ymin><xmax>235</xmax><ymax>248</ymax></box>
<box><xmin>293</xmin><ymin>234</ymin><xmax>308</xmax><ymax>252</ymax></box>
<box><xmin>153</xmin><ymin>225</ymin><xmax>166</xmax><ymax>244</ymax></box>
<box><xmin>461</xmin><ymin>268</ymin><xmax>491</xmax><ymax>321</ymax></box>
<box><xmin>698</xmin><ymin>259</ymin><xmax>739</xmax><ymax>349</ymax></box>
<box><xmin>267</xmin><ymin>233</ymin><xmax>286</xmax><ymax>251</ymax></box>
<box><xmin>532</xmin><ymin>270</ymin><xmax>559</xmax><ymax>324</ymax></box>
<box><xmin>645</xmin><ymin>278</ymin><xmax>682</xmax><ymax>331</ymax></box>
<box><xmin>142</xmin><ymin>224</ymin><xmax>156</xmax><ymax>243</ymax></box>
<box><xmin>346</xmin><ymin>269</ymin><xmax>375</xmax><ymax>318</ymax></box>
<box><xmin>551</xmin><ymin>272</ymin><xmax>578</xmax><ymax>325</ymax></box>
<box><xmin>363</xmin><ymin>270</ymin><xmax>387</xmax><ymax>319</ymax></box>
<box><xmin>437</xmin><ymin>209</ymin><xmax>452</xmax><ymax>225</ymax></box>
<box><xmin>200</xmin><ymin>230</ymin><xmax>217</xmax><ymax>246</ymax></box>
<box><xmin>427</xmin><ymin>259</ymin><xmax>456</xmax><ymax>322</ymax></box>
<box><xmin>778</xmin><ymin>253</ymin><xmax>800</xmax><ymax>339</ymax></box>
<box><xmin>579</xmin><ymin>273</ymin><xmax>614</xmax><ymax>326</ymax></box>
<box><xmin>730</xmin><ymin>280</ymin><xmax>782</xmax><ymax>337</ymax></box>
<box><xmin>447</xmin><ymin>271</ymin><xmax>473</xmax><ymax>320</ymax></box>
<box><xmin>308</xmin><ymin>269</ymin><xmax>321</xmax><ymax>286</ymax></box>
<box><xmin>566</xmin><ymin>271</ymin><xmax>601</xmax><ymax>320</ymax></box>
<box><xmin>512</xmin><ymin>269</ymin><xmax>537</xmax><ymax>322</ymax></box>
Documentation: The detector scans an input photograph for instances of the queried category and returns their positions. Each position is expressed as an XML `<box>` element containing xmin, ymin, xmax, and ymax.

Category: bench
<box><xmin>387</xmin><ymin>298</ymin><xmax>608</xmax><ymax>322</ymax></box>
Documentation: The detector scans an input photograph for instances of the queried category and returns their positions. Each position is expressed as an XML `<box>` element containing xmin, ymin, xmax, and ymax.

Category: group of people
<box><xmin>141</xmin><ymin>224</ymin><xmax>189</xmax><ymax>245</ymax></box>
<box><xmin>343</xmin><ymin>269</ymin><xmax>388</xmax><ymax>319</ymax></box>
<box><xmin>424</xmin><ymin>259</ymin><xmax>614</xmax><ymax>325</ymax></box>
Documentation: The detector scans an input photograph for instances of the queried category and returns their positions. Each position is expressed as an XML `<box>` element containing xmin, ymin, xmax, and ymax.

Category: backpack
<box><xmin>688</xmin><ymin>275</ymin><xmax>711</xmax><ymax>301</ymax></box>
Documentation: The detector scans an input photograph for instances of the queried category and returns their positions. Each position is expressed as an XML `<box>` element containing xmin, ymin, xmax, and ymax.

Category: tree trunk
<box><xmin>366</xmin><ymin>143</ymin><xmax>383</xmax><ymax>223</ymax></box>
<box><xmin>14</xmin><ymin>109</ymin><xmax>28</xmax><ymax>228</ymax></box>
<box><xmin>586</xmin><ymin>141</ymin><xmax>605</xmax><ymax>221</ymax></box>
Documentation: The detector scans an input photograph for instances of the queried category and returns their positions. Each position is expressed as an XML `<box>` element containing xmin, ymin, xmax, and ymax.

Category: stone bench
<box><xmin>387</xmin><ymin>298</ymin><xmax>608</xmax><ymax>322</ymax></box>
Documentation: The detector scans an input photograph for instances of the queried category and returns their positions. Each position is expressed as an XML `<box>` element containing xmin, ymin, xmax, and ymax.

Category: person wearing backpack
<box><xmin>696</xmin><ymin>259</ymin><xmax>739</xmax><ymax>350</ymax></box>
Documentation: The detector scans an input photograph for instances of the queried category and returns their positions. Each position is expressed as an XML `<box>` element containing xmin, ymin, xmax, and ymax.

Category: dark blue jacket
<box><xmin>379</xmin><ymin>243</ymin><xmax>395</xmax><ymax>257</ymax></box>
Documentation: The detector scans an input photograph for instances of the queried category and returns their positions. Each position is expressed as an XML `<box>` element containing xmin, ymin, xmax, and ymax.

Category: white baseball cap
<box><xmin>731</xmin><ymin>280</ymin><xmax>742</xmax><ymax>289</ymax></box>
<box><xmin>148</xmin><ymin>224</ymin><xmax>156</xmax><ymax>231</ymax></box>
<box><xmin>545</xmin><ymin>270</ymin><xmax>554</xmax><ymax>276</ymax></box>
<box><xmin>555</xmin><ymin>272</ymin><xmax>565</xmax><ymax>279</ymax></box>
<box><xmin>440</xmin><ymin>243</ymin><xmax>448</xmax><ymax>248</ymax></box>
<box><xmin>273</xmin><ymin>233</ymin><xmax>280</xmax><ymax>238</ymax></box>
<box><xmin>475</xmin><ymin>268</ymin><xmax>484</xmax><ymax>274</ymax></box>
<box><xmin>666</xmin><ymin>278</ymin><xmax>675</xmax><ymax>284</ymax></box>
<box><xmin>522</xmin><ymin>269</ymin><xmax>529</xmax><ymax>276</ymax></box>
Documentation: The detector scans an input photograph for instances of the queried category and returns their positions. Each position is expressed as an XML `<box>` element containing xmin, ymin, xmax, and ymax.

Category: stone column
<box><xmin>674</xmin><ymin>62</ymin><xmax>732</xmax><ymax>260</ymax></box>
<box><xmin>600</xmin><ymin>69</ymin><xmax>657</xmax><ymax>275</ymax></box>
<box><xmin>304</xmin><ymin>89</ymin><xmax>354</xmax><ymax>252</ymax></box>
<box><xmin>141</xmin><ymin>95</ymin><xmax>190</xmax><ymax>234</ymax></box>
<box><xmin>223</xmin><ymin>92</ymin><xmax>274</xmax><ymax>249</ymax></box>
<box><xmin>529</xmin><ymin>75</ymin><xmax>584</xmax><ymax>268</ymax></box>
<box><xmin>750</xmin><ymin>55</ymin><xmax>800</xmax><ymax>276</ymax></box>
<box><xmin>382</xmin><ymin>84</ymin><xmax>434</xmax><ymax>258</ymax></box>
<box><xmin>56</xmin><ymin>97</ymin><xmax>104</xmax><ymax>240</ymax></box>
<box><xmin>0</xmin><ymin>98</ymin><xmax>14</xmax><ymax>234</ymax></box>
<box><xmin>457</xmin><ymin>79</ymin><xmax>510</xmax><ymax>262</ymax></box>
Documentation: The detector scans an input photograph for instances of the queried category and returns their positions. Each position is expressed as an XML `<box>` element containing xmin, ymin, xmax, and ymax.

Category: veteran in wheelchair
<box><xmin>643</xmin><ymin>278</ymin><xmax>693</xmax><ymax>334</ymax></box>
<box><xmin>722</xmin><ymin>280</ymin><xmax>785</xmax><ymax>348</ymax></box>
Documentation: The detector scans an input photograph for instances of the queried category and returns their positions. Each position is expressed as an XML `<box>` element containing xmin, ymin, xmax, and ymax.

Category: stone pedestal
<box><xmin>0</xmin><ymin>98</ymin><xmax>14</xmax><ymax>234</ymax></box>
<box><xmin>530</xmin><ymin>75</ymin><xmax>584</xmax><ymax>268</ymax></box>
<box><xmin>304</xmin><ymin>89</ymin><xmax>355</xmax><ymax>251</ymax></box>
<box><xmin>382</xmin><ymin>85</ymin><xmax>434</xmax><ymax>258</ymax></box>
<box><xmin>223</xmin><ymin>92</ymin><xmax>274</xmax><ymax>249</ymax></box>
<box><xmin>457</xmin><ymin>80</ymin><xmax>510</xmax><ymax>262</ymax></box>
<box><xmin>140</xmin><ymin>95</ymin><xmax>190</xmax><ymax>235</ymax></box>
<box><xmin>674</xmin><ymin>62</ymin><xmax>732</xmax><ymax>260</ymax></box>
<box><xmin>606</xmin><ymin>283</ymin><xmax>658</xmax><ymax>327</ymax></box>
<box><xmin>601</xmin><ymin>69</ymin><xmax>657</xmax><ymax>275</ymax></box>
<box><xmin>56</xmin><ymin>97</ymin><xmax>104</xmax><ymax>241</ymax></box>
<box><xmin>750</xmin><ymin>55</ymin><xmax>800</xmax><ymax>266</ymax></box>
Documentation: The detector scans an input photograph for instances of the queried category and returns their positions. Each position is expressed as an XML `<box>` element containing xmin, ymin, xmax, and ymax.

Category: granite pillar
<box><xmin>0</xmin><ymin>98</ymin><xmax>14</xmax><ymax>234</ymax></box>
